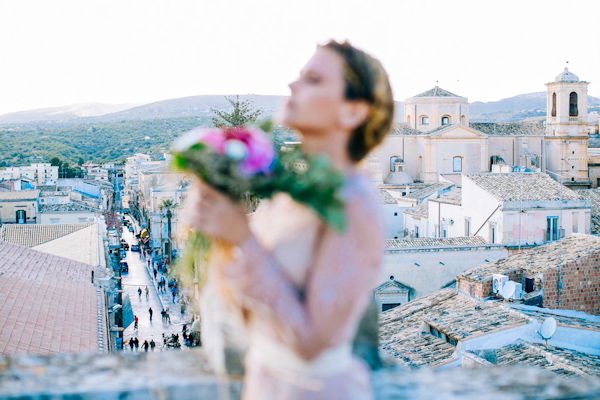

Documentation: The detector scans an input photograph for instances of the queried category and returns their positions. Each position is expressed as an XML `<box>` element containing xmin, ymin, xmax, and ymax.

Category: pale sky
<box><xmin>1</xmin><ymin>0</ymin><xmax>599</xmax><ymax>115</ymax></box>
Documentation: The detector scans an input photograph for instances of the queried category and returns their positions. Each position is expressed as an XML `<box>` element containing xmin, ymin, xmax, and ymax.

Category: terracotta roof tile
<box><xmin>403</xmin><ymin>202</ymin><xmax>429</xmax><ymax>218</ymax></box>
<box><xmin>0</xmin><ymin>241</ymin><xmax>98</xmax><ymax>355</ymax></box>
<box><xmin>0</xmin><ymin>190</ymin><xmax>39</xmax><ymax>200</ymax></box>
<box><xmin>386</xmin><ymin>236</ymin><xmax>486</xmax><ymax>249</ymax></box>
<box><xmin>466</xmin><ymin>173</ymin><xmax>581</xmax><ymax>202</ymax></box>
<box><xmin>458</xmin><ymin>234</ymin><xmax>600</xmax><ymax>282</ymax></box>
<box><xmin>0</xmin><ymin>223</ymin><xmax>94</xmax><ymax>247</ymax></box>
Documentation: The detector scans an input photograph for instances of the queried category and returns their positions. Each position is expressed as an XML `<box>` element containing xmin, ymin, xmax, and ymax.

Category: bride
<box><xmin>185</xmin><ymin>40</ymin><xmax>394</xmax><ymax>399</ymax></box>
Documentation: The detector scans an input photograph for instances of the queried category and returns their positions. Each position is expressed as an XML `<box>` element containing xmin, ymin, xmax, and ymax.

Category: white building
<box><xmin>407</xmin><ymin>173</ymin><xmax>592</xmax><ymax>247</ymax></box>
<box><xmin>0</xmin><ymin>163</ymin><xmax>58</xmax><ymax>185</ymax></box>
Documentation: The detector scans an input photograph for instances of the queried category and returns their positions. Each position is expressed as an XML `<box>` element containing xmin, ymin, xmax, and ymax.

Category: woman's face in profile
<box><xmin>282</xmin><ymin>48</ymin><xmax>348</xmax><ymax>135</ymax></box>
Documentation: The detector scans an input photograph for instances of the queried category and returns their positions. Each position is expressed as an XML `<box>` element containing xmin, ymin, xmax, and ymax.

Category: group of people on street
<box><xmin>127</xmin><ymin>337</ymin><xmax>156</xmax><ymax>352</ymax></box>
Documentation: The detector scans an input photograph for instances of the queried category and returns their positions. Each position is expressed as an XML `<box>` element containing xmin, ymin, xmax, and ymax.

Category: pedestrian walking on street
<box><xmin>145</xmin><ymin>286</ymin><xmax>149</xmax><ymax>300</ymax></box>
<box><xmin>161</xmin><ymin>308</ymin><xmax>166</xmax><ymax>322</ymax></box>
<box><xmin>172</xmin><ymin>287</ymin><xmax>176</xmax><ymax>303</ymax></box>
<box><xmin>153</xmin><ymin>268</ymin><xmax>157</xmax><ymax>280</ymax></box>
<box><xmin>134</xmin><ymin>337</ymin><xmax>139</xmax><ymax>349</ymax></box>
<box><xmin>134</xmin><ymin>315</ymin><xmax>139</xmax><ymax>329</ymax></box>
<box><xmin>143</xmin><ymin>340</ymin><xmax>149</xmax><ymax>352</ymax></box>
<box><xmin>138</xmin><ymin>287</ymin><xmax>142</xmax><ymax>299</ymax></box>
<box><xmin>149</xmin><ymin>307</ymin><xmax>153</xmax><ymax>321</ymax></box>
<box><xmin>129</xmin><ymin>338</ymin><xmax>134</xmax><ymax>351</ymax></box>
<box><xmin>150</xmin><ymin>339</ymin><xmax>156</xmax><ymax>351</ymax></box>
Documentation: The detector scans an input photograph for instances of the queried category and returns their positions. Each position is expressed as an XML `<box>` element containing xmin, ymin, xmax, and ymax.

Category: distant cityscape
<box><xmin>0</xmin><ymin>66</ymin><xmax>599</xmax><ymax>395</ymax></box>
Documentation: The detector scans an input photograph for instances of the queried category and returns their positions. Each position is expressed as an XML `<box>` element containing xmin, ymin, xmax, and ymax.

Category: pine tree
<box><xmin>211</xmin><ymin>95</ymin><xmax>262</xmax><ymax>128</ymax></box>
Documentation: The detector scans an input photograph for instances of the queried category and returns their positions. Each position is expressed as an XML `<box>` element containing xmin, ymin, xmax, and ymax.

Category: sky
<box><xmin>0</xmin><ymin>0</ymin><xmax>599</xmax><ymax>115</ymax></box>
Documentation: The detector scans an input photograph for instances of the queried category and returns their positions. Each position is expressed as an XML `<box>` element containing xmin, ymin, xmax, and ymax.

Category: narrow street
<box><xmin>120</xmin><ymin>215</ymin><xmax>192</xmax><ymax>351</ymax></box>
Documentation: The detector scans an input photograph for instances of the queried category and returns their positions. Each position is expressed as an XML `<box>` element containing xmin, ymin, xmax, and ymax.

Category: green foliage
<box><xmin>211</xmin><ymin>95</ymin><xmax>262</xmax><ymax>128</ymax></box>
<box><xmin>0</xmin><ymin>116</ymin><xmax>211</xmax><ymax>167</ymax></box>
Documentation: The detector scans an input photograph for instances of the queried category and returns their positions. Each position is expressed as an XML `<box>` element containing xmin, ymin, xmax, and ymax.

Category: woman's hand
<box><xmin>183</xmin><ymin>178</ymin><xmax>252</xmax><ymax>245</ymax></box>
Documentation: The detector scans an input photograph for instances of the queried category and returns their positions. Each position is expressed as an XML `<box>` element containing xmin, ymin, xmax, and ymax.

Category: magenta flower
<box><xmin>173</xmin><ymin>126</ymin><xmax>275</xmax><ymax>177</ymax></box>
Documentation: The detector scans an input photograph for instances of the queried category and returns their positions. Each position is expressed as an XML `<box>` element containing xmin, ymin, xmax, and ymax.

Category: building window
<box><xmin>453</xmin><ymin>156</ymin><xmax>462</xmax><ymax>172</ymax></box>
<box><xmin>573</xmin><ymin>212</ymin><xmax>579</xmax><ymax>233</ymax></box>
<box><xmin>569</xmin><ymin>92</ymin><xmax>578</xmax><ymax>116</ymax></box>
<box><xmin>551</xmin><ymin>92</ymin><xmax>557</xmax><ymax>117</ymax></box>
<box><xmin>382</xmin><ymin>303</ymin><xmax>401</xmax><ymax>312</ymax></box>
<box><xmin>394</xmin><ymin>212</ymin><xmax>398</xmax><ymax>216</ymax></box>
<box><xmin>490</xmin><ymin>223</ymin><xmax>496</xmax><ymax>244</ymax></box>
<box><xmin>16</xmin><ymin>210</ymin><xmax>26</xmax><ymax>224</ymax></box>
<box><xmin>465</xmin><ymin>218</ymin><xmax>471</xmax><ymax>236</ymax></box>
<box><xmin>441</xmin><ymin>116</ymin><xmax>450</xmax><ymax>125</ymax></box>
<box><xmin>415</xmin><ymin>226</ymin><xmax>419</xmax><ymax>238</ymax></box>
<box><xmin>421</xmin><ymin>116</ymin><xmax>429</xmax><ymax>125</ymax></box>
<box><xmin>547</xmin><ymin>216</ymin><xmax>559</xmax><ymax>242</ymax></box>
<box><xmin>525</xmin><ymin>278</ymin><xmax>535</xmax><ymax>293</ymax></box>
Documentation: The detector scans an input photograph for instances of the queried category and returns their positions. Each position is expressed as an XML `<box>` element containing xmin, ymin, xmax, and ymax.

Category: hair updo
<box><xmin>320</xmin><ymin>40</ymin><xmax>394</xmax><ymax>163</ymax></box>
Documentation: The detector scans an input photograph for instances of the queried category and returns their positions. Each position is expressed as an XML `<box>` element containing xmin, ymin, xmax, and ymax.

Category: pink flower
<box><xmin>173</xmin><ymin>126</ymin><xmax>275</xmax><ymax>176</ymax></box>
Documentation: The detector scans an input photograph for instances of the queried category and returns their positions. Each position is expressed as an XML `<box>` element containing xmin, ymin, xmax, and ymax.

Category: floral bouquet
<box><xmin>172</xmin><ymin>124</ymin><xmax>347</xmax><ymax>287</ymax></box>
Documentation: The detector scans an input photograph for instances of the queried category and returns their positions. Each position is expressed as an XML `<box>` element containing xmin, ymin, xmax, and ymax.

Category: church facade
<box><xmin>371</xmin><ymin>68</ymin><xmax>594</xmax><ymax>189</ymax></box>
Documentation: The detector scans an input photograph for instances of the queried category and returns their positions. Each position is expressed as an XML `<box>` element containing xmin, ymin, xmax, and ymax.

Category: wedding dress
<box><xmin>203</xmin><ymin>173</ymin><xmax>383</xmax><ymax>399</ymax></box>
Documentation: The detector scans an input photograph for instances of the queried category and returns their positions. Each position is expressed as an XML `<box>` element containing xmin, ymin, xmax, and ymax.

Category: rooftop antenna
<box><xmin>537</xmin><ymin>317</ymin><xmax>557</xmax><ymax>345</ymax></box>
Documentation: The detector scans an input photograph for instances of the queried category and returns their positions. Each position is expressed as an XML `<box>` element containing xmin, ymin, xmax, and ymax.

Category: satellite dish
<box><xmin>501</xmin><ymin>281</ymin><xmax>516</xmax><ymax>299</ymax></box>
<box><xmin>539</xmin><ymin>317</ymin><xmax>557</xmax><ymax>343</ymax></box>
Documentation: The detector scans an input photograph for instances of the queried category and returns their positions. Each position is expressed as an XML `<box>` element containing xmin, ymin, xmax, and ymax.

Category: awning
<box><xmin>140</xmin><ymin>228</ymin><xmax>148</xmax><ymax>238</ymax></box>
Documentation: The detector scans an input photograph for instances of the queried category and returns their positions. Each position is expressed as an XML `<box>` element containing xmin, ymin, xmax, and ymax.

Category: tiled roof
<box><xmin>458</xmin><ymin>234</ymin><xmax>600</xmax><ymax>282</ymax></box>
<box><xmin>389</xmin><ymin>123</ymin><xmax>427</xmax><ymax>136</ymax></box>
<box><xmin>470</xmin><ymin>122</ymin><xmax>545</xmax><ymax>136</ymax></box>
<box><xmin>466</xmin><ymin>173</ymin><xmax>581</xmax><ymax>202</ymax></box>
<box><xmin>431</xmin><ymin>189</ymin><xmax>462</xmax><ymax>205</ymax></box>
<box><xmin>379</xmin><ymin>190</ymin><xmax>397</xmax><ymax>204</ymax></box>
<box><xmin>379</xmin><ymin>289</ymin><xmax>531</xmax><ymax>368</ymax></box>
<box><xmin>32</xmin><ymin>224</ymin><xmax>101</xmax><ymax>266</ymax></box>
<box><xmin>466</xmin><ymin>340</ymin><xmax>600</xmax><ymax>378</ymax></box>
<box><xmin>413</xmin><ymin>86</ymin><xmax>462</xmax><ymax>98</ymax></box>
<box><xmin>39</xmin><ymin>201</ymin><xmax>97</xmax><ymax>213</ymax></box>
<box><xmin>0</xmin><ymin>223</ymin><xmax>94</xmax><ymax>248</ymax></box>
<box><xmin>379</xmin><ymin>287</ymin><xmax>600</xmax><ymax>372</ymax></box>
<box><xmin>386</xmin><ymin>236</ymin><xmax>486</xmax><ymax>249</ymax></box>
<box><xmin>0</xmin><ymin>241</ymin><xmax>98</xmax><ymax>355</ymax></box>
<box><xmin>403</xmin><ymin>202</ymin><xmax>429</xmax><ymax>218</ymax></box>
<box><xmin>577</xmin><ymin>189</ymin><xmax>600</xmax><ymax>234</ymax></box>
<box><xmin>404</xmin><ymin>182</ymin><xmax>454</xmax><ymax>200</ymax></box>
<box><xmin>0</xmin><ymin>190</ymin><xmax>39</xmax><ymax>200</ymax></box>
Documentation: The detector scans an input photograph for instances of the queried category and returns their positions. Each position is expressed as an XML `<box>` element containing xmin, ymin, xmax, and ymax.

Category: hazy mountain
<box><xmin>0</xmin><ymin>102</ymin><xmax>137</xmax><ymax>125</ymax></box>
<box><xmin>2</xmin><ymin>92</ymin><xmax>599</xmax><ymax>127</ymax></box>
<box><xmin>470</xmin><ymin>92</ymin><xmax>600</xmax><ymax>122</ymax></box>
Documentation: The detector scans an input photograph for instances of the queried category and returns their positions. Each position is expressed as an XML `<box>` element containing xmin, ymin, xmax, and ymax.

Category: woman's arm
<box><xmin>219</xmin><ymin>191</ymin><xmax>384</xmax><ymax>361</ymax></box>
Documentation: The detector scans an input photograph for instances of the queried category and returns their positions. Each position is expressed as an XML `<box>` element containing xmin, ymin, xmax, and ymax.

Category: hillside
<box><xmin>0</xmin><ymin>102</ymin><xmax>137</xmax><ymax>125</ymax></box>
<box><xmin>470</xmin><ymin>92</ymin><xmax>600</xmax><ymax>122</ymax></box>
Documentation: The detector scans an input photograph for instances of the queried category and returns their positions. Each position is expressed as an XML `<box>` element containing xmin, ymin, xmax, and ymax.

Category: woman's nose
<box><xmin>288</xmin><ymin>79</ymin><xmax>298</xmax><ymax>91</ymax></box>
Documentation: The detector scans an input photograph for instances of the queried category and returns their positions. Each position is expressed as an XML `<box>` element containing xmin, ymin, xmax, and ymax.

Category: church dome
<box><xmin>555</xmin><ymin>67</ymin><xmax>579</xmax><ymax>82</ymax></box>
<box><xmin>384</xmin><ymin>171</ymin><xmax>414</xmax><ymax>185</ymax></box>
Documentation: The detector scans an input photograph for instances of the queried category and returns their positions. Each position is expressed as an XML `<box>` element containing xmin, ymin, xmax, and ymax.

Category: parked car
<box><xmin>121</xmin><ymin>241</ymin><xmax>129</xmax><ymax>251</ymax></box>
<box><xmin>120</xmin><ymin>249</ymin><xmax>126</xmax><ymax>259</ymax></box>
<box><xmin>131</xmin><ymin>244</ymin><xmax>140</xmax><ymax>252</ymax></box>
<box><xmin>120</xmin><ymin>260</ymin><xmax>129</xmax><ymax>272</ymax></box>
<box><xmin>128</xmin><ymin>226</ymin><xmax>134</xmax><ymax>233</ymax></box>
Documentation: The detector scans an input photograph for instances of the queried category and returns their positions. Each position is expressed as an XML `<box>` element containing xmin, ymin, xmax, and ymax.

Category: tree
<box><xmin>49</xmin><ymin>157</ymin><xmax>62</xmax><ymax>167</ymax></box>
<box><xmin>211</xmin><ymin>95</ymin><xmax>262</xmax><ymax>128</ymax></box>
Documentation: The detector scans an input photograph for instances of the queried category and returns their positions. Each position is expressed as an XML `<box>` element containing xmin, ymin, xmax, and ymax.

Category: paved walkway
<box><xmin>120</xmin><ymin>216</ymin><xmax>192</xmax><ymax>352</ymax></box>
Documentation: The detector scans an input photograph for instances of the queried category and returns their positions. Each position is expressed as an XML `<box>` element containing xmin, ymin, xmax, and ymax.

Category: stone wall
<box><xmin>1</xmin><ymin>350</ymin><xmax>600</xmax><ymax>399</ymax></box>
<box><xmin>543</xmin><ymin>252</ymin><xmax>600</xmax><ymax>315</ymax></box>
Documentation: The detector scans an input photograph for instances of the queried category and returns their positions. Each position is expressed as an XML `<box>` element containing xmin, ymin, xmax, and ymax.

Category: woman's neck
<box><xmin>301</xmin><ymin>131</ymin><xmax>355</xmax><ymax>172</ymax></box>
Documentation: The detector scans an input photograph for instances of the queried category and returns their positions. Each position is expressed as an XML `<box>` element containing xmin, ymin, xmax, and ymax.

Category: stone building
<box><xmin>0</xmin><ymin>190</ymin><xmax>39</xmax><ymax>224</ymax></box>
<box><xmin>372</xmin><ymin>68</ymin><xmax>595</xmax><ymax>189</ymax></box>
<box><xmin>404</xmin><ymin>173</ymin><xmax>591</xmax><ymax>246</ymax></box>
<box><xmin>456</xmin><ymin>234</ymin><xmax>600</xmax><ymax>315</ymax></box>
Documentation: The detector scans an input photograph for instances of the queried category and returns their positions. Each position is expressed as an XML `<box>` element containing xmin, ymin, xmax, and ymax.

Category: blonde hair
<box><xmin>320</xmin><ymin>40</ymin><xmax>394</xmax><ymax>162</ymax></box>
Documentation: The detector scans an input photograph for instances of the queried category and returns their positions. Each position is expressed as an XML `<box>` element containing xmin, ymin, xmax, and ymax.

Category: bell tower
<box><xmin>545</xmin><ymin>67</ymin><xmax>590</xmax><ymax>187</ymax></box>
